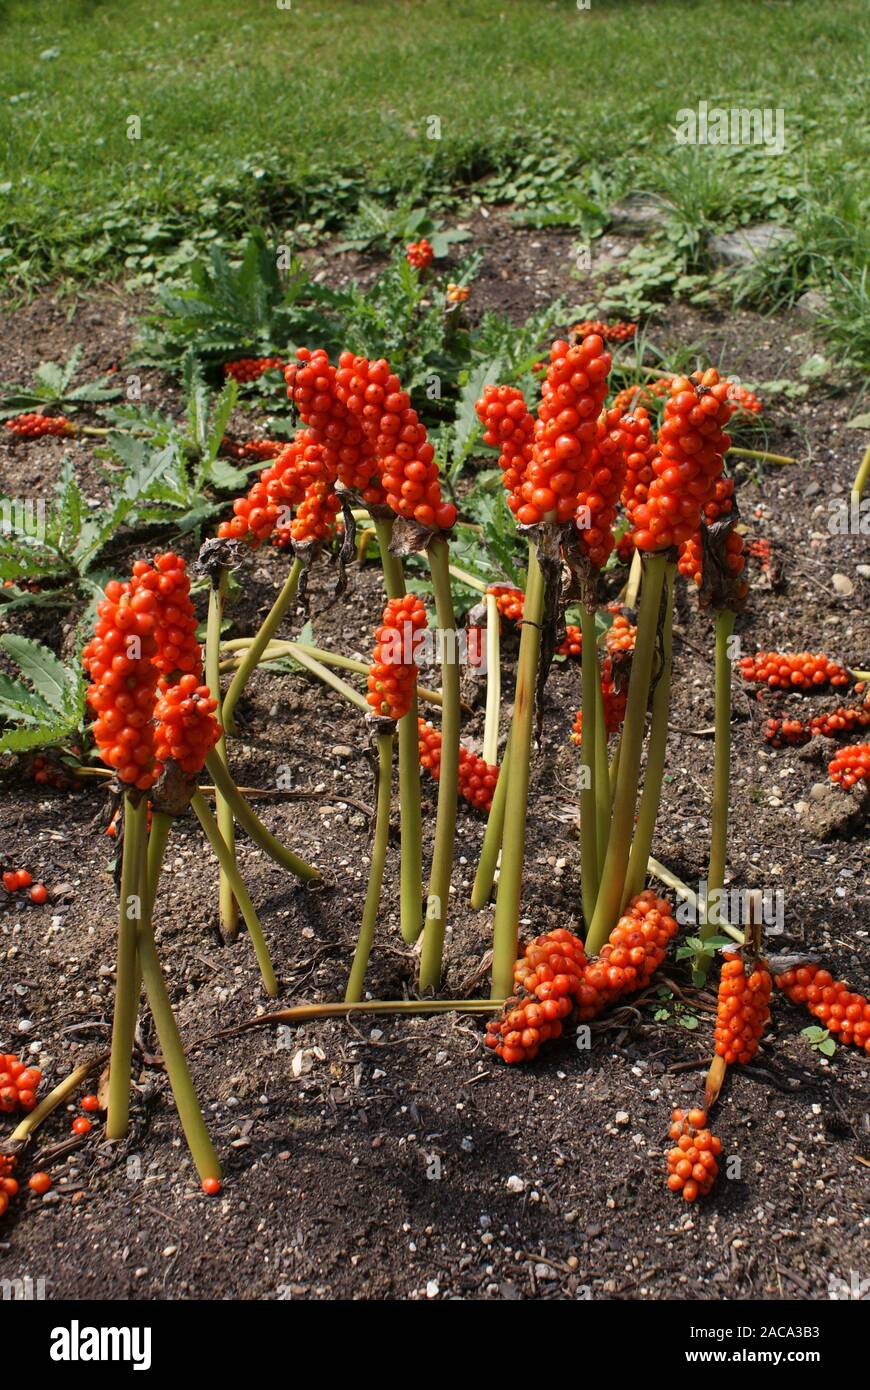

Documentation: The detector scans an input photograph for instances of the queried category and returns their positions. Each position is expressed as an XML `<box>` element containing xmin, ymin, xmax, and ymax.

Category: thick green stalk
<box><xmin>483</xmin><ymin>592</ymin><xmax>501</xmax><ymax>767</ymax></box>
<box><xmin>851</xmin><ymin>440</ymin><xmax>870</xmax><ymax>504</ymax></box>
<box><xmin>222</xmin><ymin>558</ymin><xmax>302</xmax><ymax>735</ymax></box>
<box><xmin>136</xmin><ymin>810</ymin><xmax>221</xmax><ymax>1184</ymax></box>
<box><xmin>106</xmin><ymin>795</ymin><xmax>148</xmax><ymax>1141</ymax></box>
<box><xmin>470</xmin><ymin>731</ymin><xmax>511</xmax><ymax>909</ymax></box>
<box><xmin>700</xmin><ymin>607</ymin><xmax>737</xmax><ymax>955</ymax></box>
<box><xmin>488</xmin><ymin>543</ymin><xmax>545</xmax><ymax>999</ymax></box>
<box><xmin>593</xmin><ymin>665</ymin><xmax>610</xmax><ymax>875</ymax></box>
<box><xmin>578</xmin><ymin>604</ymin><xmax>600</xmax><ymax>928</ymax></box>
<box><xmin>585</xmin><ymin>552</ymin><xmax>666</xmax><ymax>954</ymax></box>
<box><xmin>418</xmin><ymin>537</ymin><xmax>461</xmax><ymax>992</ymax></box>
<box><xmin>287</xmin><ymin>643</ymin><xmax>368</xmax><ymax>712</ymax></box>
<box><xmin>374</xmin><ymin>516</ymin><xmax>424</xmax><ymax>946</ymax></box>
<box><xmin>345</xmin><ymin>733</ymin><xmax>394</xmax><ymax>1002</ymax></box>
<box><xmin>205</xmin><ymin>569</ymin><xmax>238</xmax><ymax>940</ymax></box>
<box><xmin>204</xmin><ymin>751</ymin><xmax>320</xmax><ymax>883</ymax></box>
<box><xmin>190</xmin><ymin>792</ymin><xmax>278</xmax><ymax>996</ymax></box>
<box><xmin>622</xmin><ymin>560</ymin><xmax>676</xmax><ymax>906</ymax></box>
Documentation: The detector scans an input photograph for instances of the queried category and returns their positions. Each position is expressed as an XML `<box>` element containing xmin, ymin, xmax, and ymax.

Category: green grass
<box><xmin>1</xmin><ymin>0</ymin><xmax>868</xmax><ymax>314</ymax></box>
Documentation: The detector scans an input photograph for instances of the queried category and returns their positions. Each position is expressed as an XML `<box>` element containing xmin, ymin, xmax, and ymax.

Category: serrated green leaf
<box><xmin>0</xmin><ymin>633</ymin><xmax>72</xmax><ymax>711</ymax></box>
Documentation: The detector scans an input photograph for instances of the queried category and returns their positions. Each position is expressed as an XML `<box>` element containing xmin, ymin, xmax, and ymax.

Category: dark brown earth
<box><xmin>0</xmin><ymin>217</ymin><xmax>868</xmax><ymax>1302</ymax></box>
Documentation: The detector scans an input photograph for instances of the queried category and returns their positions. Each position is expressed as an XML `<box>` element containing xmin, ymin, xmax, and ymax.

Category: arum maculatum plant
<box><xmin>79</xmin><ymin>550</ymin><xmax>320</xmax><ymax>1190</ymax></box>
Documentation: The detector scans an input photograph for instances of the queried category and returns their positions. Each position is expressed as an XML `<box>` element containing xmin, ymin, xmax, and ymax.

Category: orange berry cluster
<box><xmin>0</xmin><ymin>1055</ymin><xmax>41</xmax><ymax>1114</ymax></box>
<box><xmin>486</xmin><ymin>927</ymin><xmax>587</xmax><ymax>1062</ymax></box>
<box><xmin>417</xmin><ymin>719</ymin><xmax>499</xmax><ymax>813</ymax></box>
<box><xmin>274</xmin><ymin>477</ymin><xmax>342</xmax><ymax>548</ymax></box>
<box><xmin>485</xmin><ymin>893</ymin><xmax>678</xmax><ymax>1063</ymax></box>
<box><xmin>5</xmin><ymin>412</ymin><xmax>75</xmax><ymax>438</ymax></box>
<box><xmin>763</xmin><ymin>700</ymin><xmax>870</xmax><ymax>748</ymax></box>
<box><xmin>576</xmin><ymin>890</ymin><xmax>678</xmax><ymax>1020</ymax></box>
<box><xmin>287</xmin><ymin>349</ymin><xmax>381</xmax><ymax>502</ymax></box>
<box><xmin>574</xmin><ymin>405</ymin><xmax>629</xmax><ymax>569</ymax></box>
<box><xmin>714</xmin><ymin>951</ymin><xmax>772</xmax><ymax>1065</ymax></box>
<box><xmin>82</xmin><ymin>578</ymin><xmax>161</xmax><ymax>789</ymax></box>
<box><xmin>333</xmin><ymin>351</ymin><xmax>457</xmax><ymax>529</ymax></box>
<box><xmin>666</xmin><ymin>1108</ymin><xmax>723</xmax><ymax>1202</ymax></box>
<box><xmin>154</xmin><ymin>675</ymin><xmax>220</xmax><ymax>773</ymax></box>
<box><xmin>619</xmin><ymin>406</ymin><xmax>656</xmax><ymax>529</ymax></box>
<box><xmin>677</xmin><ymin>477</ymin><xmax>747</xmax><ymax>599</ymax></box>
<box><xmin>573</xmin><ymin>320</ymin><xmax>636</xmax><ymax>343</ymax></box>
<box><xmin>517</xmin><ymin>335</ymin><xmax>613</xmax><ymax>528</ymax></box>
<box><xmin>475</xmin><ymin>385</ymin><xmax>535</xmax><ymax>516</ymax></box>
<box><xmin>129</xmin><ymin>554</ymin><xmax>201</xmax><ymax>677</ymax></box>
<box><xmin>2</xmin><ymin>867</ymin><xmax>47</xmax><ymax>902</ymax></box>
<box><xmin>829</xmin><ymin>742</ymin><xmax>870</xmax><ymax>789</ymax></box>
<box><xmin>220</xmin><ymin>437</ymin><xmax>285</xmax><ymax>461</ymax></box>
<box><xmin>570</xmin><ymin>657</ymin><xmax>628</xmax><ymax>747</ymax></box>
<box><xmin>631</xmin><ymin>371</ymin><xmax>734</xmax><ymax>552</ymax></box>
<box><xmin>219</xmin><ymin>430</ymin><xmax>330</xmax><ymax>548</ymax></box>
<box><xmin>774</xmin><ymin>963</ymin><xmax>870</xmax><ymax>1052</ymax></box>
<box><xmin>485</xmin><ymin>583</ymin><xmax>583</xmax><ymax>657</ymax></box>
<box><xmin>611</xmin><ymin>377</ymin><xmax>672</xmax><ymax>416</ymax></box>
<box><xmin>405</xmin><ymin>239</ymin><xmax>434</xmax><ymax>269</ymax></box>
<box><xmin>726</xmin><ymin>382</ymin><xmax>763</xmax><ymax>415</ymax></box>
<box><xmin>28</xmin><ymin>753</ymin><xmax>83</xmax><ymax>790</ymax></box>
<box><xmin>738</xmin><ymin>651</ymin><xmax>850</xmax><ymax>691</ymax></box>
<box><xmin>366</xmin><ymin>595</ymin><xmax>428</xmax><ymax>720</ymax></box>
<box><xmin>223</xmin><ymin>356</ymin><xmax>284</xmax><ymax>384</ymax></box>
<box><xmin>446</xmin><ymin>283</ymin><xmax>470</xmax><ymax>304</ymax></box>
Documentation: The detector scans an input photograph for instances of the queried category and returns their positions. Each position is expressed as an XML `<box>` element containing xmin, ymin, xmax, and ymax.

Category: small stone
<box><xmin>505</xmin><ymin>1175</ymin><xmax>525</xmax><ymax>1193</ymax></box>
<box><xmin>709</xmin><ymin>222</ymin><xmax>794</xmax><ymax>266</ymax></box>
<box><xmin>425</xmin><ymin>1279</ymin><xmax>439</xmax><ymax>1299</ymax></box>
<box><xmin>831</xmin><ymin>573</ymin><xmax>854</xmax><ymax>596</ymax></box>
<box><xmin>615</xmin><ymin>1111</ymin><xmax>630</xmax><ymax>1125</ymax></box>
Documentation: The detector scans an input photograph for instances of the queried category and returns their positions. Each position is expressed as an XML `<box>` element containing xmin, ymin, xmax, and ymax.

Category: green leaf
<box><xmin>0</xmin><ymin>634</ymin><xmax>70</xmax><ymax>709</ymax></box>
<box><xmin>678</xmin><ymin>1014</ymin><xmax>699</xmax><ymax>1030</ymax></box>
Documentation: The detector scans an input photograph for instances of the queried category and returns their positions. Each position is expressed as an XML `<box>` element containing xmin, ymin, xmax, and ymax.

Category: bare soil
<box><xmin>0</xmin><ymin>217</ymin><xmax>868</xmax><ymax>1301</ymax></box>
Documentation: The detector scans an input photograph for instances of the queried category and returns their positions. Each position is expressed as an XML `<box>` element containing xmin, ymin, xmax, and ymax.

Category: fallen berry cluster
<box><xmin>0</xmin><ymin>1055</ymin><xmax>41</xmax><ymax>1114</ymax></box>
<box><xmin>485</xmin><ymin>892</ymin><xmax>678</xmax><ymax>1062</ymax></box>
<box><xmin>775</xmin><ymin>963</ymin><xmax>870</xmax><ymax>1052</ymax></box>
<box><xmin>738</xmin><ymin>651</ymin><xmax>850</xmax><ymax>691</ymax></box>
<box><xmin>223</xmin><ymin>357</ymin><xmax>284</xmax><ymax>384</ymax></box>
<box><xmin>27</xmin><ymin>753</ymin><xmax>83</xmax><ymax>791</ymax></box>
<box><xmin>572</xmin><ymin>319</ymin><xmax>636</xmax><ymax>343</ymax></box>
<box><xmin>405</xmin><ymin>239</ymin><xmax>434</xmax><ymax>269</ymax></box>
<box><xmin>417</xmin><ymin>719</ymin><xmax>498</xmax><ymax>813</ymax></box>
<box><xmin>4</xmin><ymin>412</ymin><xmax>75</xmax><ymax>438</ymax></box>
<box><xmin>763</xmin><ymin>698</ymin><xmax>870</xmax><ymax>748</ymax></box>
<box><xmin>714</xmin><ymin>951</ymin><xmax>772</xmax><ymax>1065</ymax></box>
<box><xmin>828</xmin><ymin>742</ymin><xmax>870</xmax><ymax>789</ymax></box>
<box><xmin>220</xmin><ymin>437</ymin><xmax>285</xmax><ymax>462</ymax></box>
<box><xmin>366</xmin><ymin>595</ymin><xmax>428</xmax><ymax>720</ymax></box>
<box><xmin>666</xmin><ymin>1108</ymin><xmax>723</xmax><ymax>1202</ymax></box>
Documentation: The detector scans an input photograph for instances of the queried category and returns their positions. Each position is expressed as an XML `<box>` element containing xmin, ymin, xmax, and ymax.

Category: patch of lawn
<box><xmin>0</xmin><ymin>0</ymin><xmax>867</xmax><ymax>312</ymax></box>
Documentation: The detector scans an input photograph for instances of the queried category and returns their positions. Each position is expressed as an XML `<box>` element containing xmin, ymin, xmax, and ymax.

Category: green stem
<box><xmin>374</xmin><ymin>517</ymin><xmax>423</xmax><ymax>946</ymax></box>
<box><xmin>137</xmin><ymin>810</ymin><xmax>221</xmax><ymax>1184</ymax></box>
<box><xmin>106</xmin><ymin>795</ymin><xmax>148</xmax><ymax>1141</ymax></box>
<box><xmin>205</xmin><ymin>569</ymin><xmax>238</xmax><ymax>941</ymax></box>
<box><xmin>287</xmin><ymin>643</ymin><xmax>368</xmax><ymax>712</ymax></box>
<box><xmin>585</xmin><ymin>551</ymin><xmax>666</xmax><ymax>954</ymax></box>
<box><xmin>488</xmin><ymin>542</ymin><xmax>544</xmax><ymax>999</ymax></box>
<box><xmin>220</xmin><ymin>641</ymin><xmax>448</xmax><ymax>710</ymax></box>
<box><xmin>222</xmin><ymin>558</ymin><xmax>302</xmax><ymax>735</ymax></box>
<box><xmin>609</xmin><ymin>735</ymin><xmax>622</xmax><ymax>802</ymax></box>
<box><xmin>700</xmin><ymin>607</ymin><xmax>736</xmax><ymax>955</ymax></box>
<box><xmin>204</xmin><ymin>751</ymin><xmax>321</xmax><ymax>883</ymax></box>
<box><xmin>578</xmin><ymin>605</ymin><xmax>599</xmax><ymax>927</ymax></box>
<box><xmin>727</xmin><ymin>446</ymin><xmax>796</xmax><ymax>466</ymax></box>
<box><xmin>593</xmin><ymin>667</ymin><xmax>610</xmax><ymax>876</ymax></box>
<box><xmin>190</xmin><ymin>792</ymin><xmax>278</xmax><ymax>996</ymax></box>
<box><xmin>851</xmin><ymin>440</ymin><xmax>870</xmax><ymax>504</ymax></box>
<box><xmin>344</xmin><ymin>733</ymin><xmax>394</xmax><ymax>1002</ymax></box>
<box><xmin>646</xmin><ymin>856</ymin><xmax>743</xmax><ymax>946</ymax></box>
<box><xmin>622</xmin><ymin>560</ymin><xmax>676</xmax><ymax>907</ymax></box>
<box><xmin>470</xmin><ymin>730</ymin><xmax>511</xmax><ymax>909</ymax></box>
<box><xmin>418</xmin><ymin>537</ymin><xmax>461</xmax><ymax>992</ymax></box>
<box><xmin>482</xmin><ymin>592</ymin><xmax>501</xmax><ymax>766</ymax></box>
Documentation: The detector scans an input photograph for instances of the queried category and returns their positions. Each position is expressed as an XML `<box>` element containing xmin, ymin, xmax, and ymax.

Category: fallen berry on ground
<box><xmin>738</xmin><ymin>651</ymin><xmax>850</xmax><ymax>691</ymax></box>
<box><xmin>775</xmin><ymin>963</ymin><xmax>870</xmax><ymax>1053</ymax></box>
<box><xmin>829</xmin><ymin>742</ymin><xmax>870</xmax><ymax>789</ymax></box>
<box><xmin>28</xmin><ymin>1172</ymin><xmax>51</xmax><ymax>1195</ymax></box>
<box><xmin>665</xmin><ymin>1107</ymin><xmax>723</xmax><ymax>1201</ymax></box>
